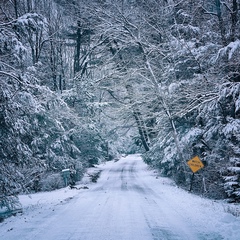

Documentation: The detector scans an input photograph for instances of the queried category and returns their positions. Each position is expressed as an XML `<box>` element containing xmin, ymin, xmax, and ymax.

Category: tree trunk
<box><xmin>125</xmin><ymin>83</ymin><xmax>150</xmax><ymax>152</ymax></box>
<box><xmin>50</xmin><ymin>41</ymin><xmax>57</xmax><ymax>91</ymax></box>
<box><xmin>138</xmin><ymin>42</ymin><xmax>187</xmax><ymax>172</ymax></box>
<box><xmin>74</xmin><ymin>21</ymin><xmax>81</xmax><ymax>74</ymax></box>
<box><xmin>215</xmin><ymin>0</ymin><xmax>227</xmax><ymax>45</ymax></box>
<box><xmin>230</xmin><ymin>0</ymin><xmax>238</xmax><ymax>42</ymax></box>
<box><xmin>59</xmin><ymin>43</ymin><xmax>66</xmax><ymax>90</ymax></box>
<box><xmin>27</xmin><ymin>0</ymin><xmax>32</xmax><ymax>12</ymax></box>
<box><xmin>133</xmin><ymin>111</ymin><xmax>150</xmax><ymax>152</ymax></box>
<box><xmin>13</xmin><ymin>0</ymin><xmax>18</xmax><ymax>18</ymax></box>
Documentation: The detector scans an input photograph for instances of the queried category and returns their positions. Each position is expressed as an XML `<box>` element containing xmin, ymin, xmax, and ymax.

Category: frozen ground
<box><xmin>1</xmin><ymin>154</ymin><xmax>240</xmax><ymax>240</ymax></box>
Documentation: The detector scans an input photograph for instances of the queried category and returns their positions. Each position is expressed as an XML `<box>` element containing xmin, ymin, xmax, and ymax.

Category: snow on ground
<box><xmin>20</xmin><ymin>166</ymin><xmax>103</xmax><ymax>210</ymax></box>
<box><xmin>1</xmin><ymin>154</ymin><xmax>240</xmax><ymax>240</ymax></box>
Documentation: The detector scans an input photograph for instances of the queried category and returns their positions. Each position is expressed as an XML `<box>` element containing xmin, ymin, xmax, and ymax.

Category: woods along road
<box><xmin>1</xmin><ymin>155</ymin><xmax>239</xmax><ymax>240</ymax></box>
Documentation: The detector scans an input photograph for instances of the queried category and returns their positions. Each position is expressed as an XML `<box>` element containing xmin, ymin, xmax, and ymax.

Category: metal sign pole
<box><xmin>189</xmin><ymin>173</ymin><xmax>195</xmax><ymax>192</ymax></box>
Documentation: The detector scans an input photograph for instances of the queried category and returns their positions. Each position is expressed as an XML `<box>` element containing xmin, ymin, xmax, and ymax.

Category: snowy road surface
<box><xmin>1</xmin><ymin>154</ymin><xmax>240</xmax><ymax>240</ymax></box>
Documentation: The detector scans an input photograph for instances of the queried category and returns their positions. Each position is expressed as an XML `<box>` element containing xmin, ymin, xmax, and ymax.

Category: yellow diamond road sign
<box><xmin>187</xmin><ymin>156</ymin><xmax>204</xmax><ymax>173</ymax></box>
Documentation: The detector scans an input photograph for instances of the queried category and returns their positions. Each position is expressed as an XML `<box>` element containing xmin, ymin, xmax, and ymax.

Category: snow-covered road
<box><xmin>1</xmin><ymin>154</ymin><xmax>240</xmax><ymax>239</ymax></box>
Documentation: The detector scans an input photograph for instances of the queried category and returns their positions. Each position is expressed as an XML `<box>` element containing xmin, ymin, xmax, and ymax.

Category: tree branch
<box><xmin>201</xmin><ymin>6</ymin><xmax>218</xmax><ymax>16</ymax></box>
<box><xmin>0</xmin><ymin>71</ymin><xmax>22</xmax><ymax>84</ymax></box>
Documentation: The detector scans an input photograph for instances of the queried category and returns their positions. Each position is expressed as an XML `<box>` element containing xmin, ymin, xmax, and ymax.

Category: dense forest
<box><xmin>1</xmin><ymin>0</ymin><xmax>240</xmax><ymax>210</ymax></box>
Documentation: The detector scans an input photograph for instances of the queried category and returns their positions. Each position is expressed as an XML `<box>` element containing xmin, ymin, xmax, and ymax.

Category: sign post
<box><xmin>189</xmin><ymin>172</ymin><xmax>195</xmax><ymax>192</ymax></box>
<box><xmin>62</xmin><ymin>169</ymin><xmax>70</xmax><ymax>187</ymax></box>
<box><xmin>187</xmin><ymin>156</ymin><xmax>204</xmax><ymax>192</ymax></box>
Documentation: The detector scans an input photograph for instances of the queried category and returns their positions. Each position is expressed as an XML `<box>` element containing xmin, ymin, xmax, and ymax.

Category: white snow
<box><xmin>1</xmin><ymin>154</ymin><xmax>240</xmax><ymax>240</ymax></box>
<box><xmin>216</xmin><ymin>39</ymin><xmax>240</xmax><ymax>61</ymax></box>
<box><xmin>227</xmin><ymin>167</ymin><xmax>240</xmax><ymax>174</ymax></box>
